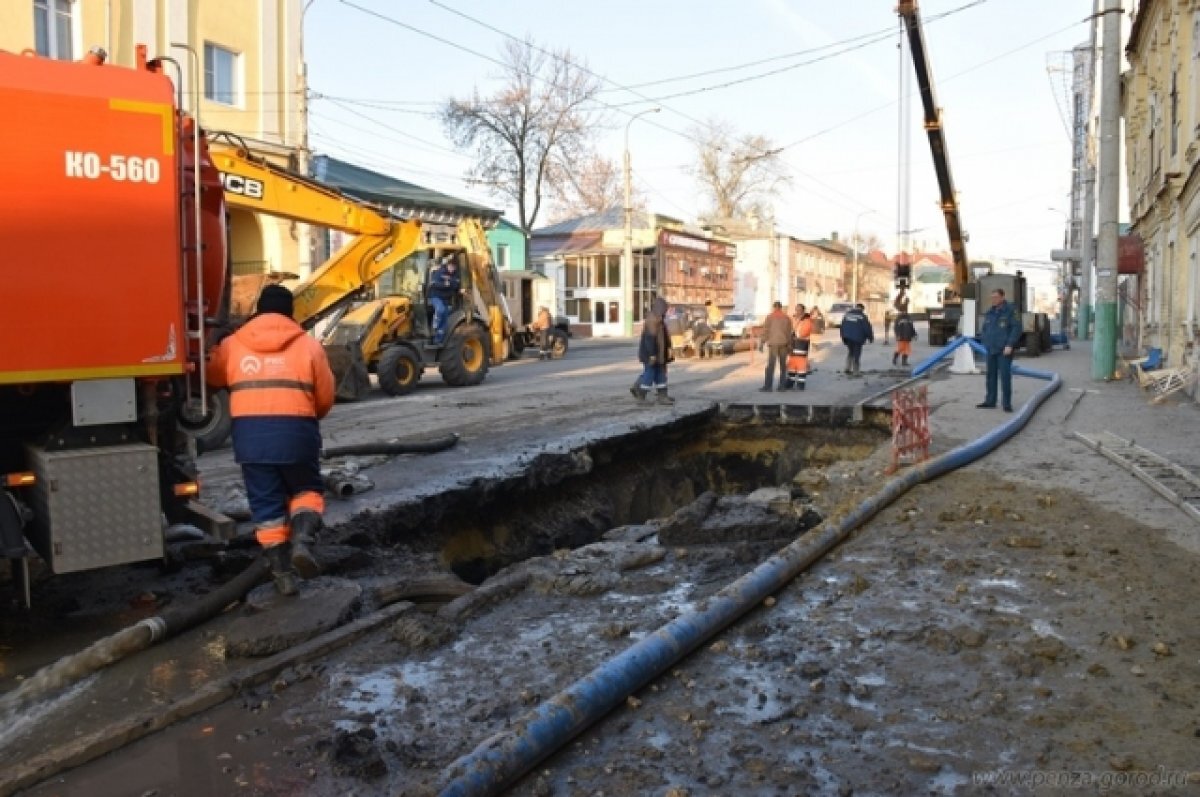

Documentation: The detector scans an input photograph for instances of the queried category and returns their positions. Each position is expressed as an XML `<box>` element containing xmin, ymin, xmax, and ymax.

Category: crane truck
<box><xmin>0</xmin><ymin>46</ymin><xmax>231</xmax><ymax>606</ymax></box>
<box><xmin>208</xmin><ymin>142</ymin><xmax>515</xmax><ymax>404</ymax></box>
<box><xmin>897</xmin><ymin>0</ymin><xmax>1050</xmax><ymax>352</ymax></box>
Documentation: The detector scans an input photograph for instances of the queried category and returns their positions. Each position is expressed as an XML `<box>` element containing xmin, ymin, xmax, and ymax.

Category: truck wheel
<box><xmin>440</xmin><ymin>324</ymin><xmax>490</xmax><ymax>386</ymax></box>
<box><xmin>1024</xmin><ymin>321</ymin><xmax>1042</xmax><ymax>357</ymax></box>
<box><xmin>377</xmin><ymin>346</ymin><xmax>421</xmax><ymax>396</ymax></box>
<box><xmin>508</xmin><ymin>331</ymin><xmax>527</xmax><ymax>360</ymax></box>
<box><xmin>182</xmin><ymin>389</ymin><xmax>232</xmax><ymax>453</ymax></box>
<box><xmin>548</xmin><ymin>329</ymin><xmax>568</xmax><ymax>358</ymax></box>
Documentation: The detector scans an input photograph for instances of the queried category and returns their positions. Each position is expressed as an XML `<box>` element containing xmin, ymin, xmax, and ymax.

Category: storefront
<box><xmin>657</xmin><ymin>231</ymin><xmax>736</xmax><ymax>309</ymax></box>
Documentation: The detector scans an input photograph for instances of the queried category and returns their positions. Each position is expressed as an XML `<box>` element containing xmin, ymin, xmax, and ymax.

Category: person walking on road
<box><xmin>631</xmin><ymin>296</ymin><xmax>675</xmax><ymax>405</ymax></box>
<box><xmin>892</xmin><ymin>311</ymin><xmax>916</xmax><ymax>367</ymax></box>
<box><xmin>207</xmin><ymin>285</ymin><xmax>336</xmax><ymax>596</ymax></box>
<box><xmin>977</xmin><ymin>287</ymin><xmax>1022</xmax><ymax>412</ymax></box>
<box><xmin>759</xmin><ymin>301</ymin><xmax>793</xmax><ymax>392</ymax></box>
<box><xmin>840</xmin><ymin>303</ymin><xmax>874</xmax><ymax>375</ymax></box>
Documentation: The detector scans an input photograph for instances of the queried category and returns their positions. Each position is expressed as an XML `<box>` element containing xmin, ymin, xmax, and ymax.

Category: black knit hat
<box><xmin>256</xmin><ymin>284</ymin><xmax>294</xmax><ymax>318</ymax></box>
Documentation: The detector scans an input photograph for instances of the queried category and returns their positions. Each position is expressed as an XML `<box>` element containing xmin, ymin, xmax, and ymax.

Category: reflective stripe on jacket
<box><xmin>207</xmin><ymin>314</ymin><xmax>335</xmax><ymax>420</ymax></box>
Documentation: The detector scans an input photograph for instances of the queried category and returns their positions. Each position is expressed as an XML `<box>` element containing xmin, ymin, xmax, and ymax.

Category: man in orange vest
<box><xmin>207</xmin><ymin>285</ymin><xmax>336</xmax><ymax>596</ymax></box>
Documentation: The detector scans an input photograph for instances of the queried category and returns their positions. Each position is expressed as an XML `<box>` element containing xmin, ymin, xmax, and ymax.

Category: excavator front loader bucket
<box><xmin>324</xmin><ymin>342</ymin><xmax>372</xmax><ymax>402</ymax></box>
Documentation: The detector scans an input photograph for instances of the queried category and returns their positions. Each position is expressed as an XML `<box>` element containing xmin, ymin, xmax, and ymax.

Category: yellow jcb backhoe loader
<box><xmin>209</xmin><ymin>138</ymin><xmax>512</xmax><ymax>406</ymax></box>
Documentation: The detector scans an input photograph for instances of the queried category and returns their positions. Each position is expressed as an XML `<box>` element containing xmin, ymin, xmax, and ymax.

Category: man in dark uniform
<box><xmin>977</xmin><ymin>287</ymin><xmax>1022</xmax><ymax>412</ymax></box>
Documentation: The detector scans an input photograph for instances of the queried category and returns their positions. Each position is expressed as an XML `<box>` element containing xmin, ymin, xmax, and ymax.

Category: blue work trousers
<box><xmin>639</xmin><ymin>362</ymin><xmax>667</xmax><ymax>389</ymax></box>
<box><xmin>984</xmin><ymin>352</ymin><xmax>1014</xmax><ymax>408</ymax></box>
<box><xmin>431</xmin><ymin>296</ymin><xmax>451</xmax><ymax>342</ymax></box>
<box><xmin>242</xmin><ymin>462</ymin><xmax>324</xmax><ymax>526</ymax></box>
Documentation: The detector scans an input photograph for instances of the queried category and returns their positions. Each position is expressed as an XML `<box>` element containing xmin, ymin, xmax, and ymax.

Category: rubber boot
<box><xmin>289</xmin><ymin>511</ymin><xmax>323</xmax><ymax>579</ymax></box>
<box><xmin>656</xmin><ymin>388</ymin><xmax>675</xmax><ymax>405</ymax></box>
<box><xmin>902</xmin><ymin>355</ymin><xmax>909</xmax><ymax>366</ymax></box>
<box><xmin>630</xmin><ymin>380</ymin><xmax>648</xmax><ymax>401</ymax></box>
<box><xmin>264</xmin><ymin>543</ymin><xmax>298</xmax><ymax>597</ymax></box>
<box><xmin>892</xmin><ymin>352</ymin><xmax>899</xmax><ymax>366</ymax></box>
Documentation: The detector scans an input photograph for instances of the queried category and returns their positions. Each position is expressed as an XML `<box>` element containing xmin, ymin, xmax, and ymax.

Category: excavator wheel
<box><xmin>439</xmin><ymin>324</ymin><xmax>490</xmax><ymax>387</ymax></box>
<box><xmin>377</xmin><ymin>345</ymin><xmax>421</xmax><ymax>396</ymax></box>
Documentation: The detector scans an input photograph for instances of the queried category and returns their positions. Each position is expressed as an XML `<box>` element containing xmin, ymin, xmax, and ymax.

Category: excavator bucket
<box><xmin>325</xmin><ymin>342</ymin><xmax>372</xmax><ymax>402</ymax></box>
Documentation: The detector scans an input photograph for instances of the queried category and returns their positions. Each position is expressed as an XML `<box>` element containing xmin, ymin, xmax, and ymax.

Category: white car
<box><xmin>720</xmin><ymin>311</ymin><xmax>757</xmax><ymax>337</ymax></box>
<box><xmin>826</xmin><ymin>302</ymin><xmax>856</xmax><ymax>328</ymax></box>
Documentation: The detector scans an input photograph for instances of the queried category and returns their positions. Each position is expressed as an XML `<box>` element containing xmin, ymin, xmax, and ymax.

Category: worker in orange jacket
<box><xmin>207</xmin><ymin>285</ymin><xmax>336</xmax><ymax>596</ymax></box>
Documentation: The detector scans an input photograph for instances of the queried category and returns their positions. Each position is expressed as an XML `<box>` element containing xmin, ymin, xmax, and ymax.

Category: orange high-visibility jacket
<box><xmin>207</xmin><ymin>314</ymin><xmax>335</xmax><ymax>420</ymax></box>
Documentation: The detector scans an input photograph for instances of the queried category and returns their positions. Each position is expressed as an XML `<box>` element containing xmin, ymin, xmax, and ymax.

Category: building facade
<box><xmin>531</xmin><ymin>209</ymin><xmax>735</xmax><ymax>338</ymax></box>
<box><xmin>1124</xmin><ymin>0</ymin><xmax>1200</xmax><ymax>376</ymax></box>
<box><xmin>2</xmin><ymin>0</ymin><xmax>307</xmax><ymax>278</ymax></box>
<box><xmin>487</xmin><ymin>218</ymin><xmax>528</xmax><ymax>272</ymax></box>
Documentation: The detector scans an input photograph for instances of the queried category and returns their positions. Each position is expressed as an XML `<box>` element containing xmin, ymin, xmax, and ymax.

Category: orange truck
<box><xmin>0</xmin><ymin>47</ymin><xmax>230</xmax><ymax>606</ymax></box>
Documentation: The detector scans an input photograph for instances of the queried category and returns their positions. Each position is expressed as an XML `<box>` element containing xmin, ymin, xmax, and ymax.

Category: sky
<box><xmin>303</xmin><ymin>0</ymin><xmax>1097</xmax><ymax>264</ymax></box>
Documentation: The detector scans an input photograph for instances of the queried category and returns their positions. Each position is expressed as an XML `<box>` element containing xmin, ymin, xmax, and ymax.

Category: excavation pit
<box><xmin>346</xmin><ymin>405</ymin><xmax>893</xmax><ymax>584</ymax></box>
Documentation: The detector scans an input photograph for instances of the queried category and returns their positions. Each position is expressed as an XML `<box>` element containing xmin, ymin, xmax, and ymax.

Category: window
<box><xmin>34</xmin><ymin>0</ymin><xmax>73</xmax><ymax>60</ymax></box>
<box><xmin>496</xmin><ymin>243</ymin><xmax>510</xmax><ymax>269</ymax></box>
<box><xmin>204</xmin><ymin>43</ymin><xmax>239</xmax><ymax>105</ymax></box>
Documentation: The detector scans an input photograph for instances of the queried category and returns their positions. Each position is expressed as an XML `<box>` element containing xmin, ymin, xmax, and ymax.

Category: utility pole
<box><xmin>623</xmin><ymin>107</ymin><xmax>659</xmax><ymax>337</ymax></box>
<box><xmin>1092</xmin><ymin>0</ymin><xmax>1121</xmax><ymax>379</ymax></box>
<box><xmin>296</xmin><ymin>0</ymin><xmax>317</xmax><ymax>277</ymax></box>
<box><xmin>1077</xmin><ymin>0</ymin><xmax>1100</xmax><ymax>340</ymax></box>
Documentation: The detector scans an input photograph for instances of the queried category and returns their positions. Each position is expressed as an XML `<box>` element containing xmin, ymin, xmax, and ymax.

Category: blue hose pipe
<box><xmin>438</xmin><ymin>366</ymin><xmax>1062</xmax><ymax>797</ymax></box>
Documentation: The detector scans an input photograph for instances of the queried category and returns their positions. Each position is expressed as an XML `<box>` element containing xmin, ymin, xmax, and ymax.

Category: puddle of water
<box><xmin>977</xmin><ymin>578</ymin><xmax>1022</xmax><ymax>590</ymax></box>
<box><xmin>0</xmin><ymin>673</ymin><xmax>96</xmax><ymax>749</ymax></box>
<box><xmin>1030</xmin><ymin>619</ymin><xmax>1061</xmax><ymax>639</ymax></box>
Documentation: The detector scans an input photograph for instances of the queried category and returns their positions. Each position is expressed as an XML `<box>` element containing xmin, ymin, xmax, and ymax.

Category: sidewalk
<box><xmin>889</xmin><ymin>336</ymin><xmax>1200</xmax><ymax>554</ymax></box>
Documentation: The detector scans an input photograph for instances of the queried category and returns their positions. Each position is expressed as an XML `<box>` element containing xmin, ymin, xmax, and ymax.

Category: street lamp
<box><xmin>624</xmin><ymin>107</ymin><xmax>660</xmax><ymax>337</ymax></box>
<box><xmin>850</xmin><ymin>209</ymin><xmax>874</xmax><ymax>305</ymax></box>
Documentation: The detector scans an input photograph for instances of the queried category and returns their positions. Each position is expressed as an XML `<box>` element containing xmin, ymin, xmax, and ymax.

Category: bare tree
<box><xmin>546</xmin><ymin>153</ymin><xmax>646</xmax><ymax>223</ymax></box>
<box><xmin>441</xmin><ymin>38</ymin><xmax>604</xmax><ymax>231</ymax></box>
<box><xmin>691</xmin><ymin>120</ymin><xmax>789</xmax><ymax>220</ymax></box>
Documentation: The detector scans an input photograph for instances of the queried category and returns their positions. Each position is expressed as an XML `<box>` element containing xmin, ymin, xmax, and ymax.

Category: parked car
<box><xmin>826</xmin><ymin>302</ymin><xmax>856</xmax><ymax>328</ymax></box>
<box><xmin>720</xmin><ymin>311</ymin><xmax>757</xmax><ymax>338</ymax></box>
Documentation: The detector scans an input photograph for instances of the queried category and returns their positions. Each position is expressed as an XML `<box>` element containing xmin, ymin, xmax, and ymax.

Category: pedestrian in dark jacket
<box><xmin>840</xmin><ymin>303</ymin><xmax>874</xmax><ymax>375</ymax></box>
<box><xmin>977</xmin><ymin>287</ymin><xmax>1022</xmax><ymax>411</ymax></box>
<box><xmin>207</xmin><ymin>285</ymin><xmax>336</xmax><ymax>596</ymax></box>
<box><xmin>631</xmin><ymin>296</ymin><xmax>675</xmax><ymax>405</ymax></box>
<box><xmin>892</xmin><ymin>312</ymin><xmax>916</xmax><ymax>367</ymax></box>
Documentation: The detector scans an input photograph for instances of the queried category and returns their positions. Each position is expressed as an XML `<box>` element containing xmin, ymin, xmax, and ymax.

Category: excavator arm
<box><xmin>209</xmin><ymin>141</ymin><xmax>423</xmax><ymax>329</ymax></box>
<box><xmin>897</xmin><ymin>0</ymin><xmax>970</xmax><ymax>300</ymax></box>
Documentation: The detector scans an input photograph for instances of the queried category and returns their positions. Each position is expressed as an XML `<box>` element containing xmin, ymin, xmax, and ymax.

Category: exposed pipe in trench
<box><xmin>438</xmin><ymin>344</ymin><xmax>1062</xmax><ymax>797</ymax></box>
<box><xmin>321</xmin><ymin>432</ymin><xmax>459</xmax><ymax>459</ymax></box>
<box><xmin>0</xmin><ymin>556</ymin><xmax>270</xmax><ymax>720</ymax></box>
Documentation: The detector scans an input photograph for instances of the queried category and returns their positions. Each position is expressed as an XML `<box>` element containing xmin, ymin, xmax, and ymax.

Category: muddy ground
<box><xmin>9</xmin><ymin>337</ymin><xmax>1200</xmax><ymax>796</ymax></box>
<box><xmin>23</xmin><ymin>449</ymin><xmax>1200</xmax><ymax>796</ymax></box>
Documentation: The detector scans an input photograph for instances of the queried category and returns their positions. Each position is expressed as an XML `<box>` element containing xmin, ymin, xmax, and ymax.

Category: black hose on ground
<box><xmin>0</xmin><ymin>556</ymin><xmax>270</xmax><ymax>719</ymax></box>
<box><xmin>321</xmin><ymin>433</ymin><xmax>459</xmax><ymax>459</ymax></box>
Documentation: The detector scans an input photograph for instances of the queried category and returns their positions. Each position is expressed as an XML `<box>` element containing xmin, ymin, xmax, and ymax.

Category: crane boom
<box><xmin>897</xmin><ymin>0</ymin><xmax>970</xmax><ymax>314</ymax></box>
